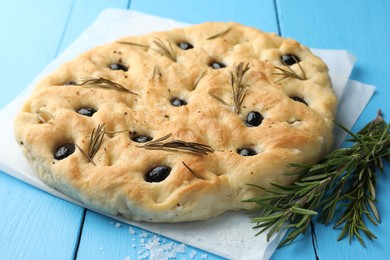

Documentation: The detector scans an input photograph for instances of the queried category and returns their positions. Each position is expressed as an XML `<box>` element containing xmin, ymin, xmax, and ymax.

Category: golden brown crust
<box><xmin>14</xmin><ymin>22</ymin><xmax>337</xmax><ymax>222</ymax></box>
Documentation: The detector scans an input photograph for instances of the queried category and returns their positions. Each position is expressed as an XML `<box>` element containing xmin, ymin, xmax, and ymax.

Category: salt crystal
<box><xmin>163</xmin><ymin>242</ymin><xmax>173</xmax><ymax>251</ymax></box>
<box><xmin>124</xmin><ymin>256</ymin><xmax>131</xmax><ymax>260</ymax></box>
<box><xmin>141</xmin><ymin>251</ymin><xmax>150</xmax><ymax>258</ymax></box>
<box><xmin>189</xmin><ymin>250</ymin><xmax>196</xmax><ymax>258</ymax></box>
<box><xmin>200</xmin><ymin>253</ymin><xmax>208</xmax><ymax>259</ymax></box>
<box><xmin>115</xmin><ymin>223</ymin><xmax>122</xmax><ymax>228</ymax></box>
<box><xmin>129</xmin><ymin>227</ymin><xmax>136</xmax><ymax>235</ymax></box>
<box><xmin>173</xmin><ymin>243</ymin><xmax>186</xmax><ymax>253</ymax></box>
<box><xmin>132</xmin><ymin>243</ymin><xmax>136</xmax><ymax>248</ymax></box>
<box><xmin>139</xmin><ymin>231</ymin><xmax>148</xmax><ymax>238</ymax></box>
<box><xmin>145</xmin><ymin>235</ymin><xmax>160</xmax><ymax>250</ymax></box>
<box><xmin>165</xmin><ymin>249</ymin><xmax>176</xmax><ymax>258</ymax></box>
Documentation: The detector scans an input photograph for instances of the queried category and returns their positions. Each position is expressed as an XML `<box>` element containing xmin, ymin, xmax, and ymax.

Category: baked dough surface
<box><xmin>14</xmin><ymin>22</ymin><xmax>337</xmax><ymax>222</ymax></box>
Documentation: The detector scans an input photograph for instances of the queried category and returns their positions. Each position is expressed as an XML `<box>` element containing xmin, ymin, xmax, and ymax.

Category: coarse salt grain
<box><xmin>173</xmin><ymin>243</ymin><xmax>186</xmax><ymax>253</ymax></box>
<box><xmin>129</xmin><ymin>227</ymin><xmax>136</xmax><ymax>235</ymax></box>
<box><xmin>189</xmin><ymin>250</ymin><xmax>196</xmax><ymax>258</ymax></box>
<box><xmin>115</xmin><ymin>223</ymin><xmax>122</xmax><ymax>228</ymax></box>
<box><xmin>139</xmin><ymin>231</ymin><xmax>148</xmax><ymax>238</ymax></box>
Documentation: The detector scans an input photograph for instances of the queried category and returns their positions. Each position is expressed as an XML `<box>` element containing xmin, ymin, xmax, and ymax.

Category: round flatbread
<box><xmin>14</xmin><ymin>22</ymin><xmax>337</xmax><ymax>222</ymax></box>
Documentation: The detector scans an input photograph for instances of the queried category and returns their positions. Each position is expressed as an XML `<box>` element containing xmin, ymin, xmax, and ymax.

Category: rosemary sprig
<box><xmin>273</xmin><ymin>56</ymin><xmax>307</xmax><ymax>83</ymax></box>
<box><xmin>75</xmin><ymin>77</ymin><xmax>138</xmax><ymax>96</ymax></box>
<box><xmin>152</xmin><ymin>38</ymin><xmax>177</xmax><ymax>62</ymax></box>
<box><xmin>137</xmin><ymin>133</ymin><xmax>214</xmax><ymax>155</ymax></box>
<box><xmin>76</xmin><ymin>124</ymin><xmax>105</xmax><ymax>166</ymax></box>
<box><xmin>231</xmin><ymin>62</ymin><xmax>250</xmax><ymax>114</ymax></box>
<box><xmin>208</xmin><ymin>62</ymin><xmax>250</xmax><ymax>114</ymax></box>
<box><xmin>245</xmin><ymin>110</ymin><xmax>389</xmax><ymax>248</ymax></box>
<box><xmin>206</xmin><ymin>27</ymin><xmax>232</xmax><ymax>40</ymax></box>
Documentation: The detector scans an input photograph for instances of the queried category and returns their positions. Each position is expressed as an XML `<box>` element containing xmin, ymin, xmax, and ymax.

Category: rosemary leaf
<box><xmin>35</xmin><ymin>109</ymin><xmax>54</xmax><ymax>124</ymax></box>
<box><xmin>206</xmin><ymin>27</ymin><xmax>232</xmax><ymax>40</ymax></box>
<box><xmin>208</xmin><ymin>91</ymin><xmax>230</xmax><ymax>106</ymax></box>
<box><xmin>182</xmin><ymin>161</ymin><xmax>205</xmax><ymax>180</ymax></box>
<box><xmin>246</xmin><ymin>110</ymin><xmax>389</xmax><ymax>248</ymax></box>
<box><xmin>152</xmin><ymin>65</ymin><xmax>162</xmax><ymax>79</ymax></box>
<box><xmin>117</xmin><ymin>41</ymin><xmax>149</xmax><ymax>48</ymax></box>
<box><xmin>193</xmin><ymin>70</ymin><xmax>207</xmax><ymax>90</ymax></box>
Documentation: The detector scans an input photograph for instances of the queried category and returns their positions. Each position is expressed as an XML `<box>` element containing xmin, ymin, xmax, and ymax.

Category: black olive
<box><xmin>64</xmin><ymin>81</ymin><xmax>76</xmax><ymax>86</ymax></box>
<box><xmin>237</xmin><ymin>148</ymin><xmax>257</xmax><ymax>156</ymax></box>
<box><xmin>109</xmin><ymin>63</ymin><xmax>128</xmax><ymax>71</ymax></box>
<box><xmin>54</xmin><ymin>143</ymin><xmax>76</xmax><ymax>160</ymax></box>
<box><xmin>132</xmin><ymin>135</ymin><xmax>152</xmax><ymax>143</ymax></box>
<box><xmin>76</xmin><ymin>107</ymin><xmax>97</xmax><ymax>117</ymax></box>
<box><xmin>209</xmin><ymin>61</ymin><xmax>226</xmax><ymax>69</ymax></box>
<box><xmin>178</xmin><ymin>41</ymin><xmax>193</xmax><ymax>50</ymax></box>
<box><xmin>291</xmin><ymin>96</ymin><xmax>308</xmax><ymax>106</ymax></box>
<box><xmin>170</xmin><ymin>97</ymin><xmax>187</xmax><ymax>107</ymax></box>
<box><xmin>145</xmin><ymin>166</ymin><xmax>171</xmax><ymax>183</ymax></box>
<box><xmin>245</xmin><ymin>111</ymin><xmax>263</xmax><ymax>127</ymax></box>
<box><xmin>281</xmin><ymin>54</ymin><xmax>300</xmax><ymax>66</ymax></box>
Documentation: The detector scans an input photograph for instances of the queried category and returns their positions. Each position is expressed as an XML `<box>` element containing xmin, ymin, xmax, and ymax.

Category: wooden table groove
<box><xmin>73</xmin><ymin>209</ymin><xmax>87</xmax><ymax>260</ymax></box>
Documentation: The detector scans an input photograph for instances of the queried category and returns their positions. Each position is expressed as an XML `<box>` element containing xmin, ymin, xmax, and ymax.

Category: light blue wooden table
<box><xmin>1</xmin><ymin>0</ymin><xmax>389</xmax><ymax>259</ymax></box>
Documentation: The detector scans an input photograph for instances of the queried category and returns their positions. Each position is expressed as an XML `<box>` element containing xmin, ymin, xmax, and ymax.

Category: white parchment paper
<box><xmin>0</xmin><ymin>9</ymin><xmax>375</xmax><ymax>260</ymax></box>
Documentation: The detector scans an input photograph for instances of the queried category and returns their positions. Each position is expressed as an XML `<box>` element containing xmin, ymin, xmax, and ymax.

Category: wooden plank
<box><xmin>277</xmin><ymin>0</ymin><xmax>390</xmax><ymax>259</ymax></box>
<box><xmin>0</xmin><ymin>0</ymin><xmax>73</xmax><ymax>108</ymax></box>
<box><xmin>130</xmin><ymin>0</ymin><xmax>279</xmax><ymax>33</ymax></box>
<box><xmin>0</xmin><ymin>0</ymin><xmax>86</xmax><ymax>259</ymax></box>
<box><xmin>0</xmin><ymin>173</ymin><xmax>84</xmax><ymax>259</ymax></box>
<box><xmin>57</xmin><ymin>0</ymin><xmax>129</xmax><ymax>54</ymax></box>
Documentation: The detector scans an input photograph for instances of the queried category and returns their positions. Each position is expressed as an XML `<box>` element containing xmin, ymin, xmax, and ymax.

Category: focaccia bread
<box><xmin>14</xmin><ymin>22</ymin><xmax>337</xmax><ymax>222</ymax></box>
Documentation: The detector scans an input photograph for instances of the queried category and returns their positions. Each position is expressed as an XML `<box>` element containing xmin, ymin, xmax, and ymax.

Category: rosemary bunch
<box><xmin>245</xmin><ymin>110</ymin><xmax>389</xmax><ymax>248</ymax></box>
